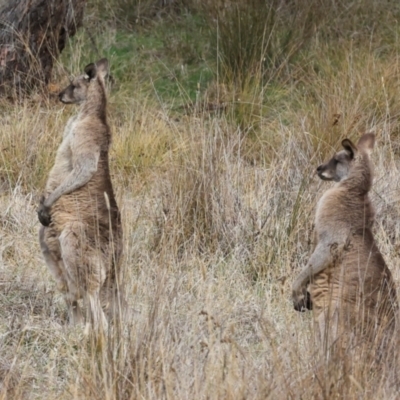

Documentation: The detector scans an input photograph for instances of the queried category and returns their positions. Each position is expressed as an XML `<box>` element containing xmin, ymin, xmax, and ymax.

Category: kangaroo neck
<box><xmin>80</xmin><ymin>79</ymin><xmax>107</xmax><ymax>121</ymax></box>
<box><xmin>340</xmin><ymin>156</ymin><xmax>372</xmax><ymax>195</ymax></box>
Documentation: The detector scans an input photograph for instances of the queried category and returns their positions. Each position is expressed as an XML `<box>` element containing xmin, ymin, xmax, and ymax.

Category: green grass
<box><xmin>60</xmin><ymin>12</ymin><xmax>213</xmax><ymax>108</ymax></box>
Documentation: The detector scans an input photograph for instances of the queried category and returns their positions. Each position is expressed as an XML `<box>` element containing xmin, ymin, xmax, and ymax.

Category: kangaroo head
<box><xmin>58</xmin><ymin>58</ymin><xmax>109</xmax><ymax>104</ymax></box>
<box><xmin>316</xmin><ymin>133</ymin><xmax>375</xmax><ymax>182</ymax></box>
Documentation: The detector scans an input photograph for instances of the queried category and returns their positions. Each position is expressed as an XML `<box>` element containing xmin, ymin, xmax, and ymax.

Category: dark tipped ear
<box><xmin>357</xmin><ymin>133</ymin><xmax>375</xmax><ymax>155</ymax></box>
<box><xmin>341</xmin><ymin>138</ymin><xmax>357</xmax><ymax>159</ymax></box>
<box><xmin>84</xmin><ymin>63</ymin><xmax>97</xmax><ymax>80</ymax></box>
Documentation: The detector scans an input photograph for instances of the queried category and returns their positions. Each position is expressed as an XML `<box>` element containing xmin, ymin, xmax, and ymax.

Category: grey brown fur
<box><xmin>38</xmin><ymin>58</ymin><xmax>123</xmax><ymax>332</ymax></box>
<box><xmin>292</xmin><ymin>133</ymin><xmax>397</xmax><ymax>357</ymax></box>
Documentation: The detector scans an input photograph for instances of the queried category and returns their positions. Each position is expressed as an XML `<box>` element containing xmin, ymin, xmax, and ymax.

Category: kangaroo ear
<box><xmin>357</xmin><ymin>133</ymin><xmax>375</xmax><ymax>155</ymax></box>
<box><xmin>84</xmin><ymin>63</ymin><xmax>97</xmax><ymax>80</ymax></box>
<box><xmin>341</xmin><ymin>138</ymin><xmax>357</xmax><ymax>159</ymax></box>
<box><xmin>95</xmin><ymin>58</ymin><xmax>109</xmax><ymax>79</ymax></box>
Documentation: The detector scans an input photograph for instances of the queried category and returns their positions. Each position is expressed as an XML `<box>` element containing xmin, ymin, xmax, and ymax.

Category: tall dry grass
<box><xmin>2</xmin><ymin>1</ymin><xmax>400</xmax><ymax>398</ymax></box>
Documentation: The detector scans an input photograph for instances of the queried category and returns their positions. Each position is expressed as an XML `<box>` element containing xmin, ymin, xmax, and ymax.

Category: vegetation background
<box><xmin>1</xmin><ymin>0</ymin><xmax>400</xmax><ymax>398</ymax></box>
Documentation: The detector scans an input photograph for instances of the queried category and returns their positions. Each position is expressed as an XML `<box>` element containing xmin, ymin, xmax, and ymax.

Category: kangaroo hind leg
<box><xmin>40</xmin><ymin>225</ymin><xmax>83</xmax><ymax>324</ymax></box>
<box><xmin>58</xmin><ymin>222</ymin><xmax>91</xmax><ymax>327</ymax></box>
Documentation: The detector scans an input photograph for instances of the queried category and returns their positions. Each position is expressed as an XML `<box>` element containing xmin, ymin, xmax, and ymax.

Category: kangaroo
<box><xmin>37</xmin><ymin>58</ymin><xmax>123</xmax><ymax>332</ymax></box>
<box><xmin>292</xmin><ymin>133</ymin><xmax>397</xmax><ymax>357</ymax></box>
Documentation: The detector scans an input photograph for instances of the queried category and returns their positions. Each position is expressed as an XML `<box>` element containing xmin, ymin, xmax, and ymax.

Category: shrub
<box><xmin>202</xmin><ymin>0</ymin><xmax>316</xmax><ymax>88</ymax></box>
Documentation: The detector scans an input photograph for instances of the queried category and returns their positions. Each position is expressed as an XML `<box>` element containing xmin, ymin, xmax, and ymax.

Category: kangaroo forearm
<box><xmin>293</xmin><ymin>246</ymin><xmax>332</xmax><ymax>291</ymax></box>
<box><xmin>45</xmin><ymin>157</ymin><xmax>98</xmax><ymax>207</ymax></box>
<box><xmin>45</xmin><ymin>175</ymin><xmax>88</xmax><ymax>206</ymax></box>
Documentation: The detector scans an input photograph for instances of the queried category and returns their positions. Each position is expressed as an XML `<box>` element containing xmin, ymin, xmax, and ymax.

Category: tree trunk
<box><xmin>0</xmin><ymin>0</ymin><xmax>86</xmax><ymax>97</ymax></box>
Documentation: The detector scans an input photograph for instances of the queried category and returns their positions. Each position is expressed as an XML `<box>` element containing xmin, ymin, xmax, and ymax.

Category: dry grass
<box><xmin>2</xmin><ymin>2</ymin><xmax>400</xmax><ymax>398</ymax></box>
